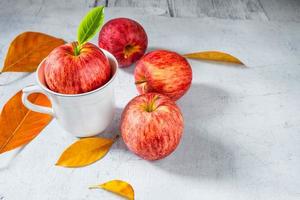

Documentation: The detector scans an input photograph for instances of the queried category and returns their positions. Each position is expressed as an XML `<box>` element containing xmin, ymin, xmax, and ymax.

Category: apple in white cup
<box><xmin>43</xmin><ymin>42</ymin><xmax>111</xmax><ymax>94</ymax></box>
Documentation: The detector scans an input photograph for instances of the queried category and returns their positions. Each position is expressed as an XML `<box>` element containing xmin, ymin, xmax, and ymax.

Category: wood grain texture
<box><xmin>99</xmin><ymin>0</ymin><xmax>269</xmax><ymax>20</ymax></box>
<box><xmin>168</xmin><ymin>0</ymin><xmax>269</xmax><ymax>20</ymax></box>
<box><xmin>1</xmin><ymin>0</ymin><xmax>299</xmax><ymax>22</ymax></box>
<box><xmin>107</xmin><ymin>0</ymin><xmax>168</xmax><ymax>8</ymax></box>
<box><xmin>98</xmin><ymin>0</ymin><xmax>170</xmax><ymax>16</ymax></box>
<box><xmin>260</xmin><ymin>0</ymin><xmax>300</xmax><ymax>22</ymax></box>
<box><xmin>94</xmin><ymin>0</ymin><xmax>300</xmax><ymax>22</ymax></box>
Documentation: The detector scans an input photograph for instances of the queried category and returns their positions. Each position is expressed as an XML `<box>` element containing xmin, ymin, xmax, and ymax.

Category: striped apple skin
<box><xmin>98</xmin><ymin>18</ymin><xmax>148</xmax><ymax>67</ymax></box>
<box><xmin>121</xmin><ymin>93</ymin><xmax>184</xmax><ymax>160</ymax></box>
<box><xmin>43</xmin><ymin>42</ymin><xmax>111</xmax><ymax>94</ymax></box>
<box><xmin>134</xmin><ymin>50</ymin><xmax>192</xmax><ymax>101</ymax></box>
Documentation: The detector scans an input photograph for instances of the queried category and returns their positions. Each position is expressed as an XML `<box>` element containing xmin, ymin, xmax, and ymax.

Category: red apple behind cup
<box><xmin>98</xmin><ymin>18</ymin><xmax>148</xmax><ymax>67</ymax></box>
<box><xmin>121</xmin><ymin>93</ymin><xmax>184</xmax><ymax>160</ymax></box>
<box><xmin>43</xmin><ymin>42</ymin><xmax>111</xmax><ymax>94</ymax></box>
<box><xmin>134</xmin><ymin>50</ymin><xmax>192</xmax><ymax>101</ymax></box>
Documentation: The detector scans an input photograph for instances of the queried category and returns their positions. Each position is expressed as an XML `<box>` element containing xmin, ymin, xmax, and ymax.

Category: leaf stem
<box><xmin>88</xmin><ymin>185</ymin><xmax>100</xmax><ymax>189</ymax></box>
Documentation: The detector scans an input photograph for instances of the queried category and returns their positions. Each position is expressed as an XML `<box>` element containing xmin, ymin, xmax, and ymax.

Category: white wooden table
<box><xmin>0</xmin><ymin>0</ymin><xmax>300</xmax><ymax>199</ymax></box>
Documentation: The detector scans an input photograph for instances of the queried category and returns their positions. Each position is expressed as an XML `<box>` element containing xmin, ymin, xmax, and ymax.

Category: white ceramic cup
<box><xmin>21</xmin><ymin>49</ymin><xmax>118</xmax><ymax>137</ymax></box>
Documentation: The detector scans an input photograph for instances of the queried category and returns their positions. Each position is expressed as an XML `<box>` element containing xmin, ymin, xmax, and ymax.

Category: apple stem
<box><xmin>145</xmin><ymin>95</ymin><xmax>159</xmax><ymax>112</ymax></box>
<box><xmin>112</xmin><ymin>134</ymin><xmax>120</xmax><ymax>142</ymax></box>
<box><xmin>135</xmin><ymin>79</ymin><xmax>147</xmax><ymax>85</ymax></box>
<box><xmin>73</xmin><ymin>43</ymin><xmax>81</xmax><ymax>56</ymax></box>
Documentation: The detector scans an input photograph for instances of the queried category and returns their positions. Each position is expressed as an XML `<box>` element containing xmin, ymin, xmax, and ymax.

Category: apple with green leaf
<box><xmin>121</xmin><ymin>93</ymin><xmax>184</xmax><ymax>160</ymax></box>
<box><xmin>43</xmin><ymin>6</ymin><xmax>111</xmax><ymax>94</ymax></box>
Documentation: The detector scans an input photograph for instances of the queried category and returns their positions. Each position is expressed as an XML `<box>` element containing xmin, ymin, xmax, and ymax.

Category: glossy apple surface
<box><xmin>98</xmin><ymin>18</ymin><xmax>148</xmax><ymax>67</ymax></box>
<box><xmin>134</xmin><ymin>50</ymin><xmax>192</xmax><ymax>101</ymax></box>
<box><xmin>121</xmin><ymin>93</ymin><xmax>184</xmax><ymax>160</ymax></box>
<box><xmin>43</xmin><ymin>42</ymin><xmax>111</xmax><ymax>94</ymax></box>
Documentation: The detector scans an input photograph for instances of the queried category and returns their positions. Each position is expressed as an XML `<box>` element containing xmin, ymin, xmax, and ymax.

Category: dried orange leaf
<box><xmin>183</xmin><ymin>51</ymin><xmax>244</xmax><ymax>65</ymax></box>
<box><xmin>56</xmin><ymin>137</ymin><xmax>116</xmax><ymax>167</ymax></box>
<box><xmin>0</xmin><ymin>91</ymin><xmax>52</xmax><ymax>154</ymax></box>
<box><xmin>2</xmin><ymin>31</ymin><xmax>65</xmax><ymax>73</ymax></box>
<box><xmin>89</xmin><ymin>180</ymin><xmax>134</xmax><ymax>200</ymax></box>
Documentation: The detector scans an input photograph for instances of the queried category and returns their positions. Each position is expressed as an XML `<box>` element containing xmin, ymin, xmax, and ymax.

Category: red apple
<box><xmin>98</xmin><ymin>18</ymin><xmax>148</xmax><ymax>67</ymax></box>
<box><xmin>43</xmin><ymin>42</ymin><xmax>111</xmax><ymax>94</ymax></box>
<box><xmin>134</xmin><ymin>50</ymin><xmax>192</xmax><ymax>101</ymax></box>
<box><xmin>121</xmin><ymin>93</ymin><xmax>184</xmax><ymax>160</ymax></box>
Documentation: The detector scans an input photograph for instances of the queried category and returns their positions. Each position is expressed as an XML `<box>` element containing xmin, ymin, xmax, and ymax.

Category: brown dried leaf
<box><xmin>89</xmin><ymin>180</ymin><xmax>134</xmax><ymax>200</ymax></box>
<box><xmin>2</xmin><ymin>31</ymin><xmax>65</xmax><ymax>73</ymax></box>
<box><xmin>0</xmin><ymin>91</ymin><xmax>52</xmax><ymax>154</ymax></box>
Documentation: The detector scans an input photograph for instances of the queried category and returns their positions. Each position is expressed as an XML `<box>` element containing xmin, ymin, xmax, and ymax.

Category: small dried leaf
<box><xmin>89</xmin><ymin>180</ymin><xmax>134</xmax><ymax>200</ymax></box>
<box><xmin>56</xmin><ymin>137</ymin><xmax>116</xmax><ymax>167</ymax></box>
<box><xmin>2</xmin><ymin>31</ymin><xmax>65</xmax><ymax>73</ymax></box>
<box><xmin>183</xmin><ymin>51</ymin><xmax>244</xmax><ymax>65</ymax></box>
<box><xmin>0</xmin><ymin>91</ymin><xmax>52</xmax><ymax>154</ymax></box>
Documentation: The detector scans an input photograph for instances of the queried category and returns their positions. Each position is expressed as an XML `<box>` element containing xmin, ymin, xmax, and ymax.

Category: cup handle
<box><xmin>22</xmin><ymin>85</ymin><xmax>55</xmax><ymax>116</ymax></box>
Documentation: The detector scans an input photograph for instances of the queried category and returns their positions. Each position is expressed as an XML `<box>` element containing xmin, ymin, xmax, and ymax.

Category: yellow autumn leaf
<box><xmin>89</xmin><ymin>180</ymin><xmax>134</xmax><ymax>200</ymax></box>
<box><xmin>183</xmin><ymin>51</ymin><xmax>244</xmax><ymax>65</ymax></box>
<box><xmin>1</xmin><ymin>31</ymin><xmax>65</xmax><ymax>73</ymax></box>
<box><xmin>56</xmin><ymin>136</ymin><xmax>117</xmax><ymax>168</ymax></box>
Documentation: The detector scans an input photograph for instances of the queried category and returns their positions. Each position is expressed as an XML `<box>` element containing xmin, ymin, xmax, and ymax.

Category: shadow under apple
<box><xmin>120</xmin><ymin>65</ymin><xmax>135</xmax><ymax>75</ymax></box>
<box><xmin>103</xmin><ymin>107</ymin><xmax>127</xmax><ymax>150</ymax></box>
<box><xmin>106</xmin><ymin>84</ymin><xmax>237</xmax><ymax>180</ymax></box>
<box><xmin>152</xmin><ymin>83</ymin><xmax>236</xmax><ymax>179</ymax></box>
<box><xmin>152</xmin><ymin>125</ymin><xmax>235</xmax><ymax>179</ymax></box>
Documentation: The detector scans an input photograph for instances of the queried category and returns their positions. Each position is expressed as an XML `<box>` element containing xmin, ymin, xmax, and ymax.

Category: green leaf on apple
<box><xmin>77</xmin><ymin>6</ymin><xmax>104</xmax><ymax>46</ymax></box>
